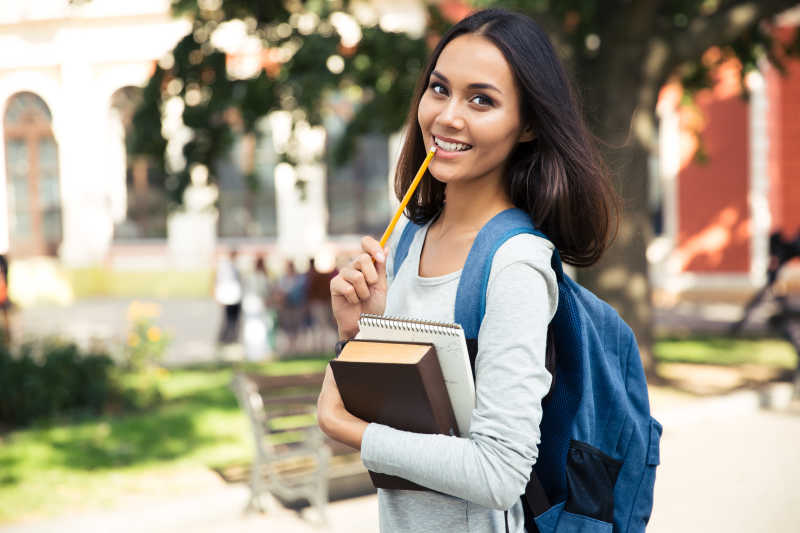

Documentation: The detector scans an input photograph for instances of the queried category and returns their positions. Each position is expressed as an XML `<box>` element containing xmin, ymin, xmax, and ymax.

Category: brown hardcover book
<box><xmin>330</xmin><ymin>339</ymin><xmax>459</xmax><ymax>491</ymax></box>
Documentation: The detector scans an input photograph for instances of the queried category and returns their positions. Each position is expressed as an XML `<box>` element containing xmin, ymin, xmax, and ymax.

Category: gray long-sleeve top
<box><xmin>359</xmin><ymin>217</ymin><xmax>558</xmax><ymax>532</ymax></box>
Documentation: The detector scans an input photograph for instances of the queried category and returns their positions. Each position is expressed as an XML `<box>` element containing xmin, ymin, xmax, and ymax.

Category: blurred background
<box><xmin>0</xmin><ymin>0</ymin><xmax>799</xmax><ymax>532</ymax></box>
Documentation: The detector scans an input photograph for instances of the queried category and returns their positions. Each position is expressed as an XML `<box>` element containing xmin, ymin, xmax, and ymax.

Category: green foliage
<box><xmin>331</xmin><ymin>28</ymin><xmax>427</xmax><ymax>165</ymax></box>
<box><xmin>129</xmin><ymin>67</ymin><xmax>167</xmax><ymax>162</ymax></box>
<box><xmin>0</xmin><ymin>340</ymin><xmax>120</xmax><ymax>428</ymax></box>
<box><xmin>0</xmin><ymin>337</ymin><xmax>170</xmax><ymax>430</ymax></box>
<box><xmin>129</xmin><ymin>0</ymin><xmax>428</xmax><ymax>200</ymax></box>
<box><xmin>128</xmin><ymin>0</ymin><xmax>800</xmax><ymax>212</ymax></box>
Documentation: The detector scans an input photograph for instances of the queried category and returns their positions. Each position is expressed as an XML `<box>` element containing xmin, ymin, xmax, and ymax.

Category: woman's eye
<box><xmin>429</xmin><ymin>82</ymin><xmax>448</xmax><ymax>96</ymax></box>
<box><xmin>471</xmin><ymin>94</ymin><xmax>494</xmax><ymax>107</ymax></box>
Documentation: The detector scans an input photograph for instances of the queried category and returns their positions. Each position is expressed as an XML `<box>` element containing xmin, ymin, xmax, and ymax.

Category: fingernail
<box><xmin>376</xmin><ymin>252</ymin><xmax>385</xmax><ymax>263</ymax></box>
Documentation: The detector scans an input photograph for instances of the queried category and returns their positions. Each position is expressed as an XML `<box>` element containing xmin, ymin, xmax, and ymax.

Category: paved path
<box><xmin>0</xmin><ymin>486</ymin><xmax>379</xmax><ymax>533</ymax></box>
<box><xmin>649</xmin><ymin>400</ymin><xmax>800</xmax><ymax>533</ymax></box>
<box><xmin>10</xmin><ymin>297</ymin><xmax>339</xmax><ymax>364</ymax></box>
<box><xmin>11</xmin><ymin>294</ymin><xmax>792</xmax><ymax>367</ymax></box>
<box><xmin>10</xmin><ymin>298</ymin><xmax>222</xmax><ymax>365</ymax></box>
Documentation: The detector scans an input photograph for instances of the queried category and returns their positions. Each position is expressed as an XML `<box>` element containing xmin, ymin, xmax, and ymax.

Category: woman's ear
<box><xmin>519</xmin><ymin>124</ymin><xmax>536</xmax><ymax>143</ymax></box>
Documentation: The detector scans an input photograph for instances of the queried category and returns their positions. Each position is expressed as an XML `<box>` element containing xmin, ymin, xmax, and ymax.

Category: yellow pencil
<box><xmin>379</xmin><ymin>145</ymin><xmax>437</xmax><ymax>248</ymax></box>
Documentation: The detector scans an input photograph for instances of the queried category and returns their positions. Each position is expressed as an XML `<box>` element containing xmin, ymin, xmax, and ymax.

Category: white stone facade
<box><xmin>0</xmin><ymin>1</ymin><xmax>417</xmax><ymax>269</ymax></box>
<box><xmin>0</xmin><ymin>0</ymin><xmax>191</xmax><ymax>264</ymax></box>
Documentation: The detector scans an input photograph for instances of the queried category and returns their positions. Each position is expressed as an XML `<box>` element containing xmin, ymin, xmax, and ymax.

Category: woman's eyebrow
<box><xmin>431</xmin><ymin>70</ymin><xmax>503</xmax><ymax>94</ymax></box>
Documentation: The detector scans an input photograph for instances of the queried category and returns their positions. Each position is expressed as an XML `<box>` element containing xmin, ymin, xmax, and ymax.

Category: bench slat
<box><xmin>258</xmin><ymin>394</ymin><xmax>320</xmax><ymax>406</ymax></box>
<box><xmin>248</xmin><ymin>372</ymin><xmax>326</xmax><ymax>390</ymax></box>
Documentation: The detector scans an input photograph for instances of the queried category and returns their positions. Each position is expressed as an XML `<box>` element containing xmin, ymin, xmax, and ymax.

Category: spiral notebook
<box><xmin>354</xmin><ymin>313</ymin><xmax>476</xmax><ymax>435</ymax></box>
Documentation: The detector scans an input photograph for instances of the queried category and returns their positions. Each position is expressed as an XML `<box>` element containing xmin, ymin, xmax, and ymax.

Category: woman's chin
<box><xmin>429</xmin><ymin>172</ymin><xmax>459</xmax><ymax>185</ymax></box>
<box><xmin>428</xmin><ymin>165</ymin><xmax>465</xmax><ymax>184</ymax></box>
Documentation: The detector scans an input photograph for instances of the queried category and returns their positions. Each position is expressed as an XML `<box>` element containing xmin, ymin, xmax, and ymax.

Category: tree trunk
<box><xmin>576</xmin><ymin>67</ymin><xmax>656</xmax><ymax>375</ymax></box>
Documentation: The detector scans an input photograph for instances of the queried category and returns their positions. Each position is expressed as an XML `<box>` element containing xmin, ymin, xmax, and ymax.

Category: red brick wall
<box><xmin>774</xmin><ymin>59</ymin><xmax>800</xmax><ymax>237</ymax></box>
<box><xmin>769</xmin><ymin>25</ymin><xmax>800</xmax><ymax>239</ymax></box>
<box><xmin>767</xmin><ymin>61</ymin><xmax>784</xmax><ymax>237</ymax></box>
<box><xmin>676</xmin><ymin>61</ymin><xmax>750</xmax><ymax>273</ymax></box>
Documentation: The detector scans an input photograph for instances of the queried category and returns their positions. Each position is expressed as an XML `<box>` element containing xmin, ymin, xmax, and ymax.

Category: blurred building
<box><xmin>0</xmin><ymin>0</ymin><xmax>415</xmax><ymax>272</ymax></box>
<box><xmin>651</xmin><ymin>13</ymin><xmax>800</xmax><ymax>303</ymax></box>
<box><xmin>0</xmin><ymin>0</ymin><xmax>190</xmax><ymax>265</ymax></box>
<box><xmin>1</xmin><ymin>1</ymin><xmax>797</xmax><ymax>303</ymax></box>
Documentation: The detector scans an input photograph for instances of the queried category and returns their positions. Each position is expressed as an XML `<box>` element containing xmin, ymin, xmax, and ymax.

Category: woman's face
<box><xmin>417</xmin><ymin>33</ymin><xmax>532</xmax><ymax>187</ymax></box>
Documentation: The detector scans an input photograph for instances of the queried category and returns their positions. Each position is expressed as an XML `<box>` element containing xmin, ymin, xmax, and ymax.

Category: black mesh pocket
<box><xmin>564</xmin><ymin>440</ymin><xmax>622</xmax><ymax>523</ymax></box>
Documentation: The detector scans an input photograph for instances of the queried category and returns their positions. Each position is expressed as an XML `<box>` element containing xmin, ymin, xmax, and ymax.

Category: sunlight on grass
<box><xmin>0</xmin><ymin>357</ymin><xmax>331</xmax><ymax>524</ymax></box>
<box><xmin>66</xmin><ymin>268</ymin><xmax>213</xmax><ymax>299</ymax></box>
<box><xmin>654</xmin><ymin>336</ymin><xmax>798</xmax><ymax>368</ymax></box>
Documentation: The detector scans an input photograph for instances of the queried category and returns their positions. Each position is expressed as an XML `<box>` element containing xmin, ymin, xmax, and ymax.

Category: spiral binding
<box><xmin>358</xmin><ymin>313</ymin><xmax>462</xmax><ymax>336</ymax></box>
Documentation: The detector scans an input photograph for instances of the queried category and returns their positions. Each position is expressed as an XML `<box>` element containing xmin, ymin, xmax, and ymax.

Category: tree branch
<box><xmin>668</xmin><ymin>0</ymin><xmax>798</xmax><ymax>66</ymax></box>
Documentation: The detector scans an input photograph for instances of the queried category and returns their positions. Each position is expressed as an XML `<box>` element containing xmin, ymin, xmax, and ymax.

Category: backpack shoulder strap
<box><xmin>453</xmin><ymin>207</ymin><xmax>563</xmax><ymax>522</ymax></box>
<box><xmin>454</xmin><ymin>207</ymin><xmax>562</xmax><ymax>340</ymax></box>
<box><xmin>392</xmin><ymin>217</ymin><xmax>423</xmax><ymax>278</ymax></box>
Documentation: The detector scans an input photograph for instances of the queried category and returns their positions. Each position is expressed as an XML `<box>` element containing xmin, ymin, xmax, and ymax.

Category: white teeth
<box><xmin>434</xmin><ymin>137</ymin><xmax>471</xmax><ymax>152</ymax></box>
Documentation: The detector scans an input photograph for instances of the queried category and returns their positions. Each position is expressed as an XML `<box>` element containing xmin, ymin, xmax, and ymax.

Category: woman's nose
<box><xmin>435</xmin><ymin>101</ymin><xmax>465</xmax><ymax>130</ymax></box>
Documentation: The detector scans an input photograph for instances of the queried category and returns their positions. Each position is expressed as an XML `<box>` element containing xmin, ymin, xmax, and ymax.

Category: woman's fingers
<box><xmin>354</xmin><ymin>253</ymin><xmax>378</xmax><ymax>284</ymax></box>
<box><xmin>330</xmin><ymin>237</ymin><xmax>387</xmax><ymax>307</ymax></box>
<box><xmin>361</xmin><ymin>236</ymin><xmax>386</xmax><ymax>263</ymax></box>
<box><xmin>340</xmin><ymin>267</ymin><xmax>370</xmax><ymax>300</ymax></box>
<box><xmin>330</xmin><ymin>274</ymin><xmax>361</xmax><ymax>304</ymax></box>
<box><xmin>361</xmin><ymin>237</ymin><xmax>388</xmax><ymax>281</ymax></box>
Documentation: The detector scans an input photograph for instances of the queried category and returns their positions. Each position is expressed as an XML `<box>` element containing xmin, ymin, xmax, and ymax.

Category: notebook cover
<box><xmin>330</xmin><ymin>340</ymin><xmax>458</xmax><ymax>491</ymax></box>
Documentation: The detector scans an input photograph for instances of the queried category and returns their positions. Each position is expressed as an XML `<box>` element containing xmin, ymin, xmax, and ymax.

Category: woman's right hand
<box><xmin>330</xmin><ymin>236</ymin><xmax>388</xmax><ymax>340</ymax></box>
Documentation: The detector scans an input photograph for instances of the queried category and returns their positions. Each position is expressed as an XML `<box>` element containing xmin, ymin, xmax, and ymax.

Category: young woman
<box><xmin>318</xmin><ymin>8</ymin><xmax>618</xmax><ymax>532</ymax></box>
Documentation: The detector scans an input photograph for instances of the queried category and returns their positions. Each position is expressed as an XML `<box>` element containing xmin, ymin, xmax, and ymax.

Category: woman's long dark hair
<box><xmin>394</xmin><ymin>8</ymin><xmax>619</xmax><ymax>267</ymax></box>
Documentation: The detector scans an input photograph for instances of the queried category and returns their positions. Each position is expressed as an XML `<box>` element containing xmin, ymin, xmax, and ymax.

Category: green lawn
<box><xmin>653</xmin><ymin>336</ymin><xmax>798</xmax><ymax>368</ymax></box>
<box><xmin>0</xmin><ymin>357</ymin><xmax>330</xmax><ymax>524</ymax></box>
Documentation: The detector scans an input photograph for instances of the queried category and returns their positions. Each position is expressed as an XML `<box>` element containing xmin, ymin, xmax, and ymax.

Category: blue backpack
<box><xmin>394</xmin><ymin>208</ymin><xmax>662</xmax><ymax>533</ymax></box>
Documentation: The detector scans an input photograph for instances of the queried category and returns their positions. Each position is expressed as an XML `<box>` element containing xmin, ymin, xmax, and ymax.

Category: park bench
<box><xmin>231</xmin><ymin>371</ymin><xmax>367</xmax><ymax>524</ymax></box>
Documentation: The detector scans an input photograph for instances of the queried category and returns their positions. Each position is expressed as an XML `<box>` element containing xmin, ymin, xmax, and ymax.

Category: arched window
<box><xmin>326</xmin><ymin>132</ymin><xmax>391</xmax><ymax>236</ymax></box>
<box><xmin>3</xmin><ymin>91</ymin><xmax>62</xmax><ymax>256</ymax></box>
<box><xmin>216</xmin><ymin>114</ymin><xmax>278</xmax><ymax>238</ymax></box>
<box><xmin>324</xmin><ymin>92</ymin><xmax>391</xmax><ymax>236</ymax></box>
<box><xmin>111</xmin><ymin>86</ymin><xmax>168</xmax><ymax>239</ymax></box>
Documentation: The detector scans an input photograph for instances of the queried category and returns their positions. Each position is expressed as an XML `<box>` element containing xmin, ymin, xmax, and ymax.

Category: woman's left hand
<box><xmin>317</xmin><ymin>364</ymin><xmax>369</xmax><ymax>450</ymax></box>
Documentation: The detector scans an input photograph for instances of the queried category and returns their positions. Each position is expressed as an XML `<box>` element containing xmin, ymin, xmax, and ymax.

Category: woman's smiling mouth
<box><xmin>433</xmin><ymin>135</ymin><xmax>473</xmax><ymax>152</ymax></box>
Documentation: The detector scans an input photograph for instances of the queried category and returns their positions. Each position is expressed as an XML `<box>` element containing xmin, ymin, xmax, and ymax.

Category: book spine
<box><xmin>417</xmin><ymin>350</ymin><xmax>460</xmax><ymax>437</ymax></box>
<box><xmin>369</xmin><ymin>471</ymin><xmax>430</xmax><ymax>491</ymax></box>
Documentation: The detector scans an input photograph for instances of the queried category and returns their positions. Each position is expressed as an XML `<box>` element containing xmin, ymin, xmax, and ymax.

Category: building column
<box><xmin>56</xmin><ymin>57</ymin><xmax>115</xmax><ymax>266</ymax></box>
<box><xmin>747</xmin><ymin>68</ymin><xmax>770</xmax><ymax>288</ymax></box>
<box><xmin>275</xmin><ymin>162</ymin><xmax>326</xmax><ymax>261</ymax></box>
<box><xmin>649</xmin><ymin>90</ymin><xmax>681</xmax><ymax>296</ymax></box>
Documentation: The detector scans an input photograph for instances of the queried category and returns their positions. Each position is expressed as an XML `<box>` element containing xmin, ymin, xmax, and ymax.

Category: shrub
<box><xmin>0</xmin><ymin>339</ymin><xmax>124</xmax><ymax>428</ymax></box>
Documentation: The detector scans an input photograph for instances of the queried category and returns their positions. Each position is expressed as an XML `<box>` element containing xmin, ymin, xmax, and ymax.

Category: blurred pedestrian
<box><xmin>307</xmin><ymin>258</ymin><xmax>336</xmax><ymax>351</ymax></box>
<box><xmin>242</xmin><ymin>254</ymin><xmax>274</xmax><ymax>360</ymax></box>
<box><xmin>277</xmin><ymin>260</ymin><xmax>308</xmax><ymax>354</ymax></box>
<box><xmin>214</xmin><ymin>249</ymin><xmax>243</xmax><ymax>345</ymax></box>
